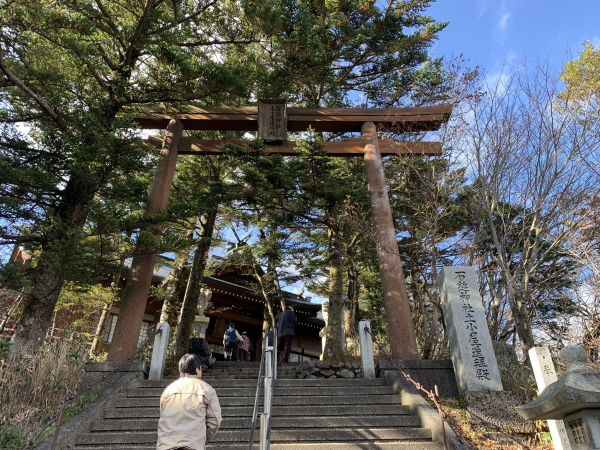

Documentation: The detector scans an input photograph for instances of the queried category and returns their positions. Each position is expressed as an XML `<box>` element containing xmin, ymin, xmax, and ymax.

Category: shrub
<box><xmin>0</xmin><ymin>339</ymin><xmax>89</xmax><ymax>449</ymax></box>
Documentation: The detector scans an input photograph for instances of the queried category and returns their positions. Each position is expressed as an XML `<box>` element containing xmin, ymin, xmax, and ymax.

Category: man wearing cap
<box><xmin>223</xmin><ymin>322</ymin><xmax>243</xmax><ymax>362</ymax></box>
<box><xmin>277</xmin><ymin>306</ymin><xmax>297</xmax><ymax>363</ymax></box>
<box><xmin>238</xmin><ymin>332</ymin><xmax>251</xmax><ymax>362</ymax></box>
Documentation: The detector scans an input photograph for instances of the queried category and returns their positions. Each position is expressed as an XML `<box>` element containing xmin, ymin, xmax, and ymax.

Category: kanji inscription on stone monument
<box><xmin>439</xmin><ymin>266</ymin><xmax>503</xmax><ymax>394</ymax></box>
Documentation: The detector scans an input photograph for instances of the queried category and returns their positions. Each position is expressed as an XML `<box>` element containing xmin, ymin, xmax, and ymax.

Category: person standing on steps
<box><xmin>238</xmin><ymin>331</ymin><xmax>251</xmax><ymax>362</ymax></box>
<box><xmin>277</xmin><ymin>305</ymin><xmax>297</xmax><ymax>363</ymax></box>
<box><xmin>223</xmin><ymin>322</ymin><xmax>243</xmax><ymax>362</ymax></box>
<box><xmin>156</xmin><ymin>354</ymin><xmax>222</xmax><ymax>450</ymax></box>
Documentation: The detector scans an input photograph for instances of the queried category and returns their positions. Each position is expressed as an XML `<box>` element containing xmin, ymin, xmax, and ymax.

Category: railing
<box><xmin>248</xmin><ymin>327</ymin><xmax>278</xmax><ymax>450</ymax></box>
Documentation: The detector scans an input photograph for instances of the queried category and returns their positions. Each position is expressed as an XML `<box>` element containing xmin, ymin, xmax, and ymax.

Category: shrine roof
<box><xmin>125</xmin><ymin>257</ymin><xmax>322</xmax><ymax>313</ymax></box>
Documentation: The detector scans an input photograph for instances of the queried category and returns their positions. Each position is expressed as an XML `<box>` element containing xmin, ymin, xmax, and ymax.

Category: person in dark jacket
<box><xmin>223</xmin><ymin>323</ymin><xmax>243</xmax><ymax>362</ymax></box>
<box><xmin>277</xmin><ymin>306</ymin><xmax>297</xmax><ymax>363</ymax></box>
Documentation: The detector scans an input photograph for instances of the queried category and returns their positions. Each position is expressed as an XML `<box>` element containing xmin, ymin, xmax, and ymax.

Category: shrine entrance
<box><xmin>106</xmin><ymin>102</ymin><xmax>452</xmax><ymax>362</ymax></box>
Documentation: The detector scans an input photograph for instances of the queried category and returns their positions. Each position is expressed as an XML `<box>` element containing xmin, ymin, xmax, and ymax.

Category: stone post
<box><xmin>438</xmin><ymin>266</ymin><xmax>503</xmax><ymax>394</ymax></box>
<box><xmin>359</xmin><ymin>319</ymin><xmax>376</xmax><ymax>379</ymax></box>
<box><xmin>319</xmin><ymin>301</ymin><xmax>329</xmax><ymax>361</ymax></box>
<box><xmin>362</xmin><ymin>122</ymin><xmax>418</xmax><ymax>360</ymax></box>
<box><xmin>529</xmin><ymin>347</ymin><xmax>572</xmax><ymax>450</ymax></box>
<box><xmin>149</xmin><ymin>323</ymin><xmax>170</xmax><ymax>381</ymax></box>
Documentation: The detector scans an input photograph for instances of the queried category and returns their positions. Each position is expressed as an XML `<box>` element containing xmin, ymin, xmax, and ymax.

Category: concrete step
<box><xmin>138</xmin><ymin>378</ymin><xmax>386</xmax><ymax>389</ymax></box>
<box><xmin>91</xmin><ymin>415</ymin><xmax>420</xmax><ymax>432</ymax></box>
<box><xmin>105</xmin><ymin>404</ymin><xmax>412</xmax><ymax>419</ymax></box>
<box><xmin>126</xmin><ymin>385</ymin><xmax>393</xmax><ymax>398</ymax></box>
<box><xmin>76</xmin><ymin>427</ymin><xmax>431</xmax><ymax>445</ymax></box>
<box><xmin>72</xmin><ymin>371</ymin><xmax>441</xmax><ymax>450</ymax></box>
<box><xmin>115</xmin><ymin>394</ymin><xmax>400</xmax><ymax>408</ymax></box>
<box><xmin>75</xmin><ymin>443</ymin><xmax>443</xmax><ymax>450</ymax></box>
<box><xmin>212</xmin><ymin>362</ymin><xmax>262</xmax><ymax>366</ymax></box>
<box><xmin>201</xmin><ymin>373</ymin><xmax>298</xmax><ymax>380</ymax></box>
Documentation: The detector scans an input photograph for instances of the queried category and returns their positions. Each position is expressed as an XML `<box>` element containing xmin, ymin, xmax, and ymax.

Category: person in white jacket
<box><xmin>156</xmin><ymin>354</ymin><xmax>222</xmax><ymax>450</ymax></box>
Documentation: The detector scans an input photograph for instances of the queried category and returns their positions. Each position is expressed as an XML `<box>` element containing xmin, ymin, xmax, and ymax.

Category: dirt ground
<box><xmin>440</xmin><ymin>398</ymin><xmax>555</xmax><ymax>450</ymax></box>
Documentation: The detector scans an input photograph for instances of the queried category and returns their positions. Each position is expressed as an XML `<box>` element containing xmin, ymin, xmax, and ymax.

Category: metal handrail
<box><xmin>248</xmin><ymin>327</ymin><xmax>278</xmax><ymax>450</ymax></box>
<box><xmin>248</xmin><ymin>330</ymin><xmax>267</xmax><ymax>449</ymax></box>
<box><xmin>266</xmin><ymin>327</ymin><xmax>277</xmax><ymax>447</ymax></box>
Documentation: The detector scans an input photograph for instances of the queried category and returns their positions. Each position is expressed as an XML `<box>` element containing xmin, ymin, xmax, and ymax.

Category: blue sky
<box><xmin>426</xmin><ymin>0</ymin><xmax>600</xmax><ymax>76</ymax></box>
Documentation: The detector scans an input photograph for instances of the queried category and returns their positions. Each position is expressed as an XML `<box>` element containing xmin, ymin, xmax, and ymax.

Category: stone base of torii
<box><xmin>106</xmin><ymin>103</ymin><xmax>452</xmax><ymax>362</ymax></box>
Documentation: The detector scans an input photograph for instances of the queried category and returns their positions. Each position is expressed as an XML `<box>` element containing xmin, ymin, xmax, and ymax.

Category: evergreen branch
<box><xmin>96</xmin><ymin>44</ymin><xmax>118</xmax><ymax>72</ymax></box>
<box><xmin>0</xmin><ymin>47</ymin><xmax>67</xmax><ymax>133</ymax></box>
<box><xmin>77</xmin><ymin>4</ymin><xmax>126</xmax><ymax>48</ymax></box>
<box><xmin>176</xmin><ymin>0</ymin><xmax>219</xmax><ymax>26</ymax></box>
<box><xmin>123</xmin><ymin>0</ymin><xmax>156</xmax><ymax>67</ymax></box>
<box><xmin>33</xmin><ymin>28</ymin><xmax>111</xmax><ymax>92</ymax></box>
<box><xmin>68</xmin><ymin>42</ymin><xmax>109</xmax><ymax>90</ymax></box>
<box><xmin>0</xmin><ymin>114</ymin><xmax>44</xmax><ymax>123</ymax></box>
<box><xmin>153</xmin><ymin>0</ymin><xmax>219</xmax><ymax>33</ymax></box>
<box><xmin>177</xmin><ymin>39</ymin><xmax>262</xmax><ymax>47</ymax></box>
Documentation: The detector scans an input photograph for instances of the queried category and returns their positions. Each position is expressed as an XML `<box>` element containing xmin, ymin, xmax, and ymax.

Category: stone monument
<box><xmin>518</xmin><ymin>345</ymin><xmax>600</xmax><ymax>449</ymax></box>
<box><xmin>438</xmin><ymin>266</ymin><xmax>535</xmax><ymax>438</ymax></box>
<box><xmin>438</xmin><ymin>266</ymin><xmax>503</xmax><ymax>394</ymax></box>
<box><xmin>529</xmin><ymin>347</ymin><xmax>571</xmax><ymax>450</ymax></box>
<box><xmin>191</xmin><ymin>288</ymin><xmax>211</xmax><ymax>337</ymax></box>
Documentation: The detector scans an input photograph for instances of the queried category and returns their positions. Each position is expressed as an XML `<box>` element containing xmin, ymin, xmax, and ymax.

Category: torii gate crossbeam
<box><xmin>106</xmin><ymin>104</ymin><xmax>452</xmax><ymax>363</ymax></box>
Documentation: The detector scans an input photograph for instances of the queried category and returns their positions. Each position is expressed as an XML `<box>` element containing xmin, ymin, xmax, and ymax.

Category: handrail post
<box><xmin>260</xmin><ymin>413</ymin><xmax>267</xmax><ymax>450</ymax></box>
<box><xmin>273</xmin><ymin>327</ymin><xmax>278</xmax><ymax>380</ymax></box>
<box><xmin>264</xmin><ymin>349</ymin><xmax>272</xmax><ymax>410</ymax></box>
<box><xmin>250</xmin><ymin>328</ymin><xmax>277</xmax><ymax>450</ymax></box>
<box><xmin>248</xmin><ymin>330</ymin><xmax>268</xmax><ymax>450</ymax></box>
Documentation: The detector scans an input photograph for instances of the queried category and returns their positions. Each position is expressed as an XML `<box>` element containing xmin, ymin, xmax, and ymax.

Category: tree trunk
<box><xmin>159</xmin><ymin>234</ymin><xmax>193</xmax><ymax>328</ymax></box>
<box><xmin>90</xmin><ymin>302</ymin><xmax>112</xmax><ymax>355</ymax></box>
<box><xmin>11</xmin><ymin>256</ymin><xmax>65</xmax><ymax>352</ymax></box>
<box><xmin>12</xmin><ymin>170</ymin><xmax>95</xmax><ymax>353</ymax></box>
<box><xmin>422</xmin><ymin>246</ymin><xmax>441</xmax><ymax>360</ymax></box>
<box><xmin>254</xmin><ymin>266</ymin><xmax>277</xmax><ymax>331</ymax></box>
<box><xmin>344</xmin><ymin>253</ymin><xmax>360</xmax><ymax>355</ymax></box>
<box><xmin>90</xmin><ymin>257</ymin><xmax>127</xmax><ymax>356</ymax></box>
<box><xmin>322</xmin><ymin>226</ymin><xmax>346</xmax><ymax>360</ymax></box>
<box><xmin>174</xmin><ymin>208</ymin><xmax>218</xmax><ymax>360</ymax></box>
<box><xmin>511</xmin><ymin>290</ymin><xmax>535</xmax><ymax>355</ymax></box>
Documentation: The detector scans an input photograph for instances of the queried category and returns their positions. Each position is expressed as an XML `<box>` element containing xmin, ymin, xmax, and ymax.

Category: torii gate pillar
<box><xmin>362</xmin><ymin>122</ymin><xmax>418</xmax><ymax>360</ymax></box>
<box><xmin>107</xmin><ymin>119</ymin><xmax>183</xmax><ymax>362</ymax></box>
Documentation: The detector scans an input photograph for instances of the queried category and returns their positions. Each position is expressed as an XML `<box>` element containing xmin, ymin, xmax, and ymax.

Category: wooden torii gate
<box><xmin>106</xmin><ymin>103</ymin><xmax>452</xmax><ymax>362</ymax></box>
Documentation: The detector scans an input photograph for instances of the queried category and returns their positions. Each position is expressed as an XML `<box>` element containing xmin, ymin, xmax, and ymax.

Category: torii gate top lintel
<box><xmin>134</xmin><ymin>103</ymin><xmax>453</xmax><ymax>133</ymax></box>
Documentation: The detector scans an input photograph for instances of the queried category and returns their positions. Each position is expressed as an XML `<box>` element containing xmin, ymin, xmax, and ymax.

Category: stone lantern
<box><xmin>518</xmin><ymin>346</ymin><xmax>600</xmax><ymax>449</ymax></box>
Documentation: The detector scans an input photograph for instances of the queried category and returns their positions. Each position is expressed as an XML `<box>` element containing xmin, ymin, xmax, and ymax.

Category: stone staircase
<box><xmin>73</xmin><ymin>361</ymin><xmax>443</xmax><ymax>449</ymax></box>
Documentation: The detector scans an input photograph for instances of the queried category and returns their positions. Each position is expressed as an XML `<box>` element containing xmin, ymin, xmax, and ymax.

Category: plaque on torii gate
<box><xmin>258</xmin><ymin>99</ymin><xmax>287</xmax><ymax>142</ymax></box>
<box><xmin>106</xmin><ymin>102</ymin><xmax>452</xmax><ymax>362</ymax></box>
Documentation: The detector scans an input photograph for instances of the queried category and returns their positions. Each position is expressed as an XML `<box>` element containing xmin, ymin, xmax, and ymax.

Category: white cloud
<box><xmin>493</xmin><ymin>0</ymin><xmax>512</xmax><ymax>45</ymax></box>
<box><xmin>476</xmin><ymin>0</ymin><xmax>489</xmax><ymax>18</ymax></box>
<box><xmin>498</xmin><ymin>12</ymin><xmax>511</xmax><ymax>31</ymax></box>
<box><xmin>591</xmin><ymin>36</ymin><xmax>600</xmax><ymax>47</ymax></box>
